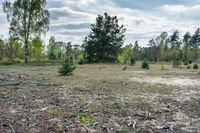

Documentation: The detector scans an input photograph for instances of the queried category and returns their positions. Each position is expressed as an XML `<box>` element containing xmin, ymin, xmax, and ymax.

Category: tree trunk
<box><xmin>24</xmin><ymin>41</ymin><xmax>29</xmax><ymax>63</ymax></box>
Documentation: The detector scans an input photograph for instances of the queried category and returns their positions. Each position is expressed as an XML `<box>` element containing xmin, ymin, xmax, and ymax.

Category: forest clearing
<box><xmin>1</xmin><ymin>0</ymin><xmax>200</xmax><ymax>133</ymax></box>
<box><xmin>1</xmin><ymin>62</ymin><xmax>200</xmax><ymax>133</ymax></box>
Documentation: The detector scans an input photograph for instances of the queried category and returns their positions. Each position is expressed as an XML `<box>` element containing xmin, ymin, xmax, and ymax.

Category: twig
<box><xmin>8</xmin><ymin>123</ymin><xmax>15</xmax><ymax>133</ymax></box>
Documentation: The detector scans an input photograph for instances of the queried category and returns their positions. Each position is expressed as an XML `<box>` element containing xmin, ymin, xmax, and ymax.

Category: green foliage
<box><xmin>186</xmin><ymin>65</ymin><xmax>191</xmax><ymax>69</ymax></box>
<box><xmin>2</xmin><ymin>57</ymin><xmax>22</xmax><ymax>65</ymax></box>
<box><xmin>118</xmin><ymin>48</ymin><xmax>133</xmax><ymax>64</ymax></box>
<box><xmin>84</xmin><ymin>13</ymin><xmax>126</xmax><ymax>62</ymax></box>
<box><xmin>142</xmin><ymin>60</ymin><xmax>149</xmax><ymax>69</ymax></box>
<box><xmin>76</xmin><ymin>113</ymin><xmax>96</xmax><ymax>126</ymax></box>
<box><xmin>58</xmin><ymin>56</ymin><xmax>76</xmax><ymax>76</ymax></box>
<box><xmin>13</xmin><ymin>57</ymin><xmax>22</xmax><ymax>63</ymax></box>
<box><xmin>193</xmin><ymin>64</ymin><xmax>199</xmax><ymax>69</ymax></box>
<box><xmin>47</xmin><ymin>36</ymin><xmax>59</xmax><ymax>60</ymax></box>
<box><xmin>50</xmin><ymin>108</ymin><xmax>61</xmax><ymax>117</ymax></box>
<box><xmin>3</xmin><ymin>0</ymin><xmax>49</xmax><ymax>63</ymax></box>
<box><xmin>173</xmin><ymin>60</ymin><xmax>182</xmax><ymax>68</ymax></box>
<box><xmin>30</xmin><ymin>37</ymin><xmax>45</xmax><ymax>61</ymax></box>
<box><xmin>183</xmin><ymin>61</ymin><xmax>189</xmax><ymax>66</ymax></box>
<box><xmin>135</xmin><ymin>29</ymin><xmax>200</xmax><ymax>63</ymax></box>
<box><xmin>130</xmin><ymin>57</ymin><xmax>136</xmax><ymax>65</ymax></box>
<box><xmin>78</xmin><ymin>57</ymin><xmax>85</xmax><ymax>65</ymax></box>
<box><xmin>77</xmin><ymin>54</ymin><xmax>85</xmax><ymax>65</ymax></box>
<box><xmin>2</xmin><ymin>57</ymin><xmax>14</xmax><ymax>65</ymax></box>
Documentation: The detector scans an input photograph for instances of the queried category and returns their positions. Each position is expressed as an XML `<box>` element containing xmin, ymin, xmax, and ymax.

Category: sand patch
<box><xmin>131</xmin><ymin>76</ymin><xmax>200</xmax><ymax>87</ymax></box>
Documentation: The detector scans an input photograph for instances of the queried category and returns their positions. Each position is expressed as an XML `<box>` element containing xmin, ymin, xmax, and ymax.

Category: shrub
<box><xmin>13</xmin><ymin>57</ymin><xmax>22</xmax><ymax>64</ymax></box>
<box><xmin>193</xmin><ymin>64</ymin><xmax>199</xmax><ymax>69</ymax></box>
<box><xmin>130</xmin><ymin>57</ymin><xmax>136</xmax><ymax>65</ymax></box>
<box><xmin>183</xmin><ymin>61</ymin><xmax>189</xmax><ymax>66</ymax></box>
<box><xmin>186</xmin><ymin>65</ymin><xmax>191</xmax><ymax>69</ymax></box>
<box><xmin>117</xmin><ymin>48</ymin><xmax>133</xmax><ymax>64</ymax></box>
<box><xmin>2</xmin><ymin>57</ymin><xmax>14</xmax><ymax>65</ymax></box>
<box><xmin>58</xmin><ymin>56</ymin><xmax>76</xmax><ymax>76</ymax></box>
<box><xmin>78</xmin><ymin>57</ymin><xmax>85</xmax><ymax>65</ymax></box>
<box><xmin>142</xmin><ymin>60</ymin><xmax>149</xmax><ymax>69</ymax></box>
<box><xmin>2</xmin><ymin>57</ymin><xmax>23</xmax><ymax>65</ymax></box>
<box><xmin>173</xmin><ymin>60</ymin><xmax>181</xmax><ymax>68</ymax></box>
<box><xmin>189</xmin><ymin>61</ymin><xmax>192</xmax><ymax>64</ymax></box>
<box><xmin>161</xmin><ymin>63</ymin><xmax>166</xmax><ymax>70</ymax></box>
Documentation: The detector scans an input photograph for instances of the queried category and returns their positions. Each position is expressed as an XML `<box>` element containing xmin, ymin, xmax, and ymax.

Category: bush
<box><xmin>189</xmin><ymin>61</ymin><xmax>192</xmax><ymax>64</ymax></box>
<box><xmin>183</xmin><ymin>61</ymin><xmax>189</xmax><ymax>66</ymax></box>
<box><xmin>58</xmin><ymin>56</ymin><xmax>76</xmax><ymax>76</ymax></box>
<box><xmin>2</xmin><ymin>57</ymin><xmax>14</xmax><ymax>65</ymax></box>
<box><xmin>142</xmin><ymin>60</ymin><xmax>149</xmax><ymax>69</ymax></box>
<box><xmin>78</xmin><ymin>57</ymin><xmax>85</xmax><ymax>65</ymax></box>
<box><xmin>13</xmin><ymin>57</ymin><xmax>22</xmax><ymax>64</ymax></box>
<box><xmin>186</xmin><ymin>65</ymin><xmax>191</xmax><ymax>69</ymax></box>
<box><xmin>173</xmin><ymin>60</ymin><xmax>181</xmax><ymax>67</ymax></box>
<box><xmin>130</xmin><ymin>57</ymin><xmax>136</xmax><ymax>65</ymax></box>
<box><xmin>161</xmin><ymin>63</ymin><xmax>167</xmax><ymax>70</ymax></box>
<box><xmin>2</xmin><ymin>57</ymin><xmax>23</xmax><ymax>65</ymax></box>
<box><xmin>193</xmin><ymin>64</ymin><xmax>199</xmax><ymax>69</ymax></box>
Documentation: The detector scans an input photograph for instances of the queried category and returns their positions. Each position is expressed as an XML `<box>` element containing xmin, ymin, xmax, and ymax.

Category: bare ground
<box><xmin>0</xmin><ymin>63</ymin><xmax>200</xmax><ymax>133</ymax></box>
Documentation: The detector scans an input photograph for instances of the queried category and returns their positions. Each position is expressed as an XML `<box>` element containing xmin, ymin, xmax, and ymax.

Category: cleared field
<box><xmin>0</xmin><ymin>63</ymin><xmax>200</xmax><ymax>133</ymax></box>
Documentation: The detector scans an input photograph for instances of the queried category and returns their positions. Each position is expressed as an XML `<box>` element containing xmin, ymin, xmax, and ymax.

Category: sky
<box><xmin>0</xmin><ymin>0</ymin><xmax>200</xmax><ymax>46</ymax></box>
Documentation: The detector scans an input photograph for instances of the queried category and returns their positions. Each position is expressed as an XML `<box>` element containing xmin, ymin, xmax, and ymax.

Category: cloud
<box><xmin>50</xmin><ymin>23</ymin><xmax>90</xmax><ymax>31</ymax></box>
<box><xmin>161</xmin><ymin>4</ymin><xmax>187</xmax><ymax>13</ymax></box>
<box><xmin>161</xmin><ymin>4</ymin><xmax>200</xmax><ymax>13</ymax></box>
<box><xmin>0</xmin><ymin>0</ymin><xmax>200</xmax><ymax>46</ymax></box>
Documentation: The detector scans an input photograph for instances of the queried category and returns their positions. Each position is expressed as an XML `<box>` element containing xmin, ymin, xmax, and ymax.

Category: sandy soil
<box><xmin>0</xmin><ymin>63</ymin><xmax>200</xmax><ymax>133</ymax></box>
<box><xmin>131</xmin><ymin>76</ymin><xmax>200</xmax><ymax>87</ymax></box>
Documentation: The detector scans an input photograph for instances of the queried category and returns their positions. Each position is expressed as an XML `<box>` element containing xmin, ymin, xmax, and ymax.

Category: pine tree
<box><xmin>84</xmin><ymin>13</ymin><xmax>126</xmax><ymax>62</ymax></box>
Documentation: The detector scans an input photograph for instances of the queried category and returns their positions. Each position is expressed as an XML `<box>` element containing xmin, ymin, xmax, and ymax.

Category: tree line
<box><xmin>0</xmin><ymin>0</ymin><xmax>200</xmax><ymax>65</ymax></box>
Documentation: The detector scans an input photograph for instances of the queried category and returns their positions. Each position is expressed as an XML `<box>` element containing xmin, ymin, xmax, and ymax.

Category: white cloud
<box><xmin>161</xmin><ymin>4</ymin><xmax>200</xmax><ymax>13</ymax></box>
<box><xmin>0</xmin><ymin>0</ymin><xmax>200</xmax><ymax>46</ymax></box>
<box><xmin>161</xmin><ymin>5</ymin><xmax>187</xmax><ymax>13</ymax></box>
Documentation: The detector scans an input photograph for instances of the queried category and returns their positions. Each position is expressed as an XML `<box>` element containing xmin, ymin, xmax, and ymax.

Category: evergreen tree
<box><xmin>191</xmin><ymin>28</ymin><xmax>200</xmax><ymax>60</ymax></box>
<box><xmin>183</xmin><ymin>31</ymin><xmax>192</xmax><ymax>61</ymax></box>
<box><xmin>84</xmin><ymin>13</ymin><xmax>126</xmax><ymax>62</ymax></box>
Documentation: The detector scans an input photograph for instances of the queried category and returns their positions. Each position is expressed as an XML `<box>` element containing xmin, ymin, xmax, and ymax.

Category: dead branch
<box><xmin>8</xmin><ymin>123</ymin><xmax>15</xmax><ymax>133</ymax></box>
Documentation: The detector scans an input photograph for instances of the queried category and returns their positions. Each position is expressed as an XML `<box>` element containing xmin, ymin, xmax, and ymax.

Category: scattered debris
<box><xmin>155</xmin><ymin>123</ymin><xmax>172</xmax><ymax>130</ymax></box>
<box><xmin>154</xmin><ymin>107</ymin><xmax>171</xmax><ymax>113</ymax></box>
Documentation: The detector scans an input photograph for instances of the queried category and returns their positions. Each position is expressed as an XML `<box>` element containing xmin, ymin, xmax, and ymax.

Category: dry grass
<box><xmin>0</xmin><ymin>62</ymin><xmax>200</xmax><ymax>133</ymax></box>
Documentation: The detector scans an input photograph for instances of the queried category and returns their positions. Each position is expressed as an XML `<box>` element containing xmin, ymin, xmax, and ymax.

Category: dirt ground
<box><xmin>0</xmin><ymin>62</ymin><xmax>200</xmax><ymax>133</ymax></box>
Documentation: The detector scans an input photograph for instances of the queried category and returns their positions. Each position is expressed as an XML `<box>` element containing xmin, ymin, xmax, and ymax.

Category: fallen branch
<box><xmin>8</xmin><ymin>123</ymin><xmax>15</xmax><ymax>133</ymax></box>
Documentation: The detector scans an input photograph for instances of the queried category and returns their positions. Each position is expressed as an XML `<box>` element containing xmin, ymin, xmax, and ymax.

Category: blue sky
<box><xmin>0</xmin><ymin>0</ymin><xmax>200</xmax><ymax>46</ymax></box>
